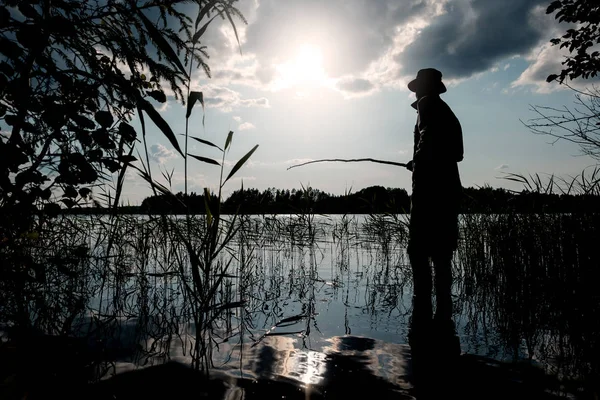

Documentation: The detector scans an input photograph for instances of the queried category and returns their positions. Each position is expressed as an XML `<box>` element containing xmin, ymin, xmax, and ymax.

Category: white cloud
<box><xmin>511</xmin><ymin>40</ymin><xmax>600</xmax><ymax>93</ymax></box>
<box><xmin>510</xmin><ymin>42</ymin><xmax>566</xmax><ymax>93</ymax></box>
<box><xmin>204</xmin><ymin>0</ymin><xmax>582</xmax><ymax>99</ymax></box>
<box><xmin>233</xmin><ymin>116</ymin><xmax>242</xmax><ymax>122</ymax></box>
<box><xmin>495</xmin><ymin>164</ymin><xmax>510</xmax><ymax>170</ymax></box>
<box><xmin>227</xmin><ymin>176</ymin><xmax>257</xmax><ymax>183</ymax></box>
<box><xmin>283</xmin><ymin>158</ymin><xmax>314</xmax><ymax>166</ymax></box>
<box><xmin>194</xmin><ymin>84</ymin><xmax>270</xmax><ymax>112</ymax></box>
<box><xmin>334</xmin><ymin>77</ymin><xmax>376</xmax><ymax>98</ymax></box>
<box><xmin>149</xmin><ymin>143</ymin><xmax>177</xmax><ymax>164</ymax></box>
<box><xmin>238</xmin><ymin>122</ymin><xmax>256</xmax><ymax>131</ymax></box>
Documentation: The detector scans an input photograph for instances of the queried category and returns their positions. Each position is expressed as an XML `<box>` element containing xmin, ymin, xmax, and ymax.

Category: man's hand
<box><xmin>406</xmin><ymin>160</ymin><xmax>413</xmax><ymax>172</ymax></box>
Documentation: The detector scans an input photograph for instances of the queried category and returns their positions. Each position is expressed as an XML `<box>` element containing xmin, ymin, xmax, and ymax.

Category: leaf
<box><xmin>210</xmin><ymin>301</ymin><xmax>245</xmax><ymax>312</ymax></box>
<box><xmin>186</xmin><ymin>91</ymin><xmax>204</xmax><ymax>121</ymax></box>
<box><xmin>102</xmin><ymin>159</ymin><xmax>121</xmax><ymax>172</ymax></box>
<box><xmin>118</xmin><ymin>122</ymin><xmax>137</xmax><ymax>143</ymax></box>
<box><xmin>224</xmin><ymin>9</ymin><xmax>243</xmax><ymax>55</ymax></box>
<box><xmin>195</xmin><ymin>0</ymin><xmax>219</xmax><ymax>29</ymax></box>
<box><xmin>276</xmin><ymin>314</ymin><xmax>308</xmax><ymax>326</ymax></box>
<box><xmin>17</xmin><ymin>2</ymin><xmax>38</xmax><ymax>19</ymax></box>
<box><xmin>71</xmin><ymin>114</ymin><xmax>96</xmax><ymax>129</ymax></box>
<box><xmin>0</xmin><ymin>37</ymin><xmax>23</xmax><ymax>59</ymax></box>
<box><xmin>147</xmin><ymin>90</ymin><xmax>167</xmax><ymax>103</ymax></box>
<box><xmin>546</xmin><ymin>74</ymin><xmax>559</xmax><ymax>83</ymax></box>
<box><xmin>44</xmin><ymin>203</ymin><xmax>61</xmax><ymax>218</ymax></box>
<box><xmin>192</xmin><ymin>15</ymin><xmax>219</xmax><ymax>44</ymax></box>
<box><xmin>0</xmin><ymin>61</ymin><xmax>13</xmax><ymax>77</ymax></box>
<box><xmin>63</xmin><ymin>185</ymin><xmax>78</xmax><ymax>198</ymax></box>
<box><xmin>264</xmin><ymin>331</ymin><xmax>304</xmax><ymax>338</ymax></box>
<box><xmin>546</xmin><ymin>0</ymin><xmax>562</xmax><ymax>14</ymax></box>
<box><xmin>139</xmin><ymin>99</ymin><xmax>183</xmax><ymax>156</ymax></box>
<box><xmin>189</xmin><ymin>136</ymin><xmax>223</xmax><ymax>152</ymax></box>
<box><xmin>224</xmin><ymin>130</ymin><xmax>233</xmax><ymax>152</ymax></box>
<box><xmin>4</xmin><ymin>114</ymin><xmax>17</xmax><ymax>126</ymax></box>
<box><xmin>224</xmin><ymin>144</ymin><xmax>258</xmax><ymax>185</ymax></box>
<box><xmin>79</xmin><ymin>188</ymin><xmax>92</xmax><ymax>198</ymax></box>
<box><xmin>118</xmin><ymin>155</ymin><xmax>137</xmax><ymax>164</ymax></box>
<box><xmin>135</xmin><ymin>171</ymin><xmax>171</xmax><ymax>196</ymax></box>
<box><xmin>137</xmin><ymin>11</ymin><xmax>188</xmax><ymax>78</ymax></box>
<box><xmin>204</xmin><ymin>187</ymin><xmax>212</xmax><ymax>226</ymax></box>
<box><xmin>60</xmin><ymin>198</ymin><xmax>75</xmax><ymax>208</ymax></box>
<box><xmin>189</xmin><ymin>154</ymin><xmax>220</xmax><ymax>166</ymax></box>
<box><xmin>94</xmin><ymin>111</ymin><xmax>113</xmax><ymax>128</ymax></box>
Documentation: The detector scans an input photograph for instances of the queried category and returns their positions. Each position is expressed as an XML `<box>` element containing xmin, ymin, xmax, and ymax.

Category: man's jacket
<box><xmin>411</xmin><ymin>94</ymin><xmax>463</xmax><ymax>204</ymax></box>
<box><xmin>409</xmin><ymin>94</ymin><xmax>463</xmax><ymax>253</ymax></box>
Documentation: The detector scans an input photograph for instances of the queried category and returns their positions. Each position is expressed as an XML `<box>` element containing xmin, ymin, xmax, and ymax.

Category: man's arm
<box><xmin>414</xmin><ymin>96</ymin><xmax>435</xmax><ymax>165</ymax></box>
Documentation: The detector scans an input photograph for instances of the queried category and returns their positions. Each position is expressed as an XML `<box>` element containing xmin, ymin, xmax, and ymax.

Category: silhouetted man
<box><xmin>405</xmin><ymin>68</ymin><xmax>463</xmax><ymax>334</ymax></box>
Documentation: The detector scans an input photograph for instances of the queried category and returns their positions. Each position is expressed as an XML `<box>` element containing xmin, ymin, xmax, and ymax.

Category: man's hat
<box><xmin>407</xmin><ymin>68</ymin><xmax>447</xmax><ymax>94</ymax></box>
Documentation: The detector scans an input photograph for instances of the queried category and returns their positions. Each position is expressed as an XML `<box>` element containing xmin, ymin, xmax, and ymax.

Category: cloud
<box><xmin>334</xmin><ymin>77</ymin><xmax>376</xmax><ymax>98</ymax></box>
<box><xmin>243</xmin><ymin>0</ymin><xmax>429</xmax><ymax>79</ymax></box>
<box><xmin>233</xmin><ymin>116</ymin><xmax>242</xmax><ymax>122</ymax></box>
<box><xmin>511</xmin><ymin>40</ymin><xmax>600</xmax><ymax>93</ymax></box>
<box><xmin>495</xmin><ymin>164</ymin><xmax>510</xmax><ymax>170</ymax></box>
<box><xmin>227</xmin><ymin>176</ymin><xmax>257</xmax><ymax>183</ymax></box>
<box><xmin>239</xmin><ymin>97</ymin><xmax>270</xmax><ymax>108</ymax></box>
<box><xmin>198</xmin><ymin>84</ymin><xmax>270</xmax><ymax>112</ymax></box>
<box><xmin>207</xmin><ymin>0</ymin><xmax>577</xmax><ymax>96</ymax></box>
<box><xmin>397</xmin><ymin>0</ymin><xmax>551</xmax><ymax>82</ymax></box>
<box><xmin>149</xmin><ymin>144</ymin><xmax>177</xmax><ymax>164</ymax></box>
<box><xmin>283</xmin><ymin>158</ymin><xmax>314</xmax><ymax>166</ymax></box>
<box><xmin>167</xmin><ymin>171</ymin><xmax>208</xmax><ymax>192</ymax></box>
<box><xmin>238</xmin><ymin>122</ymin><xmax>256</xmax><ymax>131</ymax></box>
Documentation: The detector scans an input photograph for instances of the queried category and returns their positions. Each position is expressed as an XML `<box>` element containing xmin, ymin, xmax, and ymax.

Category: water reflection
<box><xmin>7</xmin><ymin>214</ymin><xmax>599</xmax><ymax>399</ymax></box>
<box><xmin>96</xmin><ymin>335</ymin><xmax>415</xmax><ymax>399</ymax></box>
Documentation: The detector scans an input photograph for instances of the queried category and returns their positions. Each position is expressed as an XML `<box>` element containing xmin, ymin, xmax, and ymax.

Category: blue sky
<box><xmin>119</xmin><ymin>0</ymin><xmax>599</xmax><ymax>204</ymax></box>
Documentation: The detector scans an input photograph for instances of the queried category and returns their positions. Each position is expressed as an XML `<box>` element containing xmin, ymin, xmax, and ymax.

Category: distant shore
<box><xmin>54</xmin><ymin>184</ymin><xmax>600</xmax><ymax>215</ymax></box>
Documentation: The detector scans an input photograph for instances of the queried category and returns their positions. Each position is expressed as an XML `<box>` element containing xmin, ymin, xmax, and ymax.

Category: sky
<box><xmin>118</xmin><ymin>0</ymin><xmax>600</xmax><ymax>205</ymax></box>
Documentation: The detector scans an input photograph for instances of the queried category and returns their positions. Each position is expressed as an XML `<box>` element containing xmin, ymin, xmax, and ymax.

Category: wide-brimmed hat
<box><xmin>407</xmin><ymin>68</ymin><xmax>447</xmax><ymax>94</ymax></box>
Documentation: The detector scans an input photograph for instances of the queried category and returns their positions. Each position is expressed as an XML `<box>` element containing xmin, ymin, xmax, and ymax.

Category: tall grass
<box><xmin>2</xmin><ymin>163</ymin><xmax>599</xmax><ymax>397</ymax></box>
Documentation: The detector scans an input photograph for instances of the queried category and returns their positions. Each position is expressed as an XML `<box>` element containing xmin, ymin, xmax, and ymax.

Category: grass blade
<box><xmin>138</xmin><ymin>10</ymin><xmax>188</xmax><ymax>78</ymax></box>
<box><xmin>188</xmin><ymin>136</ymin><xmax>223</xmax><ymax>152</ymax></box>
<box><xmin>224</xmin><ymin>130</ymin><xmax>233</xmax><ymax>152</ymax></box>
<box><xmin>189</xmin><ymin>154</ymin><xmax>220</xmax><ymax>166</ymax></box>
<box><xmin>186</xmin><ymin>91</ymin><xmax>204</xmax><ymax>119</ymax></box>
<box><xmin>223</xmin><ymin>144</ymin><xmax>258</xmax><ymax>185</ymax></box>
<box><xmin>192</xmin><ymin>15</ymin><xmax>219</xmax><ymax>44</ymax></box>
<box><xmin>140</xmin><ymin>99</ymin><xmax>183</xmax><ymax>156</ymax></box>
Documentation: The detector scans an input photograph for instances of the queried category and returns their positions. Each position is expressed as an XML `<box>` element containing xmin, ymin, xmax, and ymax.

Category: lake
<box><xmin>3</xmin><ymin>213</ymin><xmax>599</xmax><ymax>398</ymax></box>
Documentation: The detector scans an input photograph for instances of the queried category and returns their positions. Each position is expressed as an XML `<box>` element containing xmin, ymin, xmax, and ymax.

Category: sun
<box><xmin>274</xmin><ymin>44</ymin><xmax>328</xmax><ymax>89</ymax></box>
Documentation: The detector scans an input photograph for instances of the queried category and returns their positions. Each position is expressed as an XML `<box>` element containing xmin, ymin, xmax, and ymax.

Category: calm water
<box><xmin>53</xmin><ymin>214</ymin><xmax>599</xmax><ymax>397</ymax></box>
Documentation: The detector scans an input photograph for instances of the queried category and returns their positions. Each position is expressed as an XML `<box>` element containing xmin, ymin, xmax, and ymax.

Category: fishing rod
<box><xmin>287</xmin><ymin>158</ymin><xmax>407</xmax><ymax>171</ymax></box>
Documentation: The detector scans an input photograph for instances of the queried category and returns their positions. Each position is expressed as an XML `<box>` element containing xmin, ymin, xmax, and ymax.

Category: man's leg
<box><xmin>409</xmin><ymin>249</ymin><xmax>432</xmax><ymax>319</ymax></box>
<box><xmin>431</xmin><ymin>250</ymin><xmax>461</xmax><ymax>358</ymax></box>
<box><xmin>432</xmin><ymin>250</ymin><xmax>453</xmax><ymax>321</ymax></box>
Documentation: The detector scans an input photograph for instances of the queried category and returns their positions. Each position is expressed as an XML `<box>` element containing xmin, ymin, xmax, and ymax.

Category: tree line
<box><xmin>67</xmin><ymin>185</ymin><xmax>600</xmax><ymax>215</ymax></box>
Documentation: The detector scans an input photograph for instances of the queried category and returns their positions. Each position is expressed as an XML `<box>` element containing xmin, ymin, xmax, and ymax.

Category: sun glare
<box><xmin>274</xmin><ymin>44</ymin><xmax>328</xmax><ymax>89</ymax></box>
